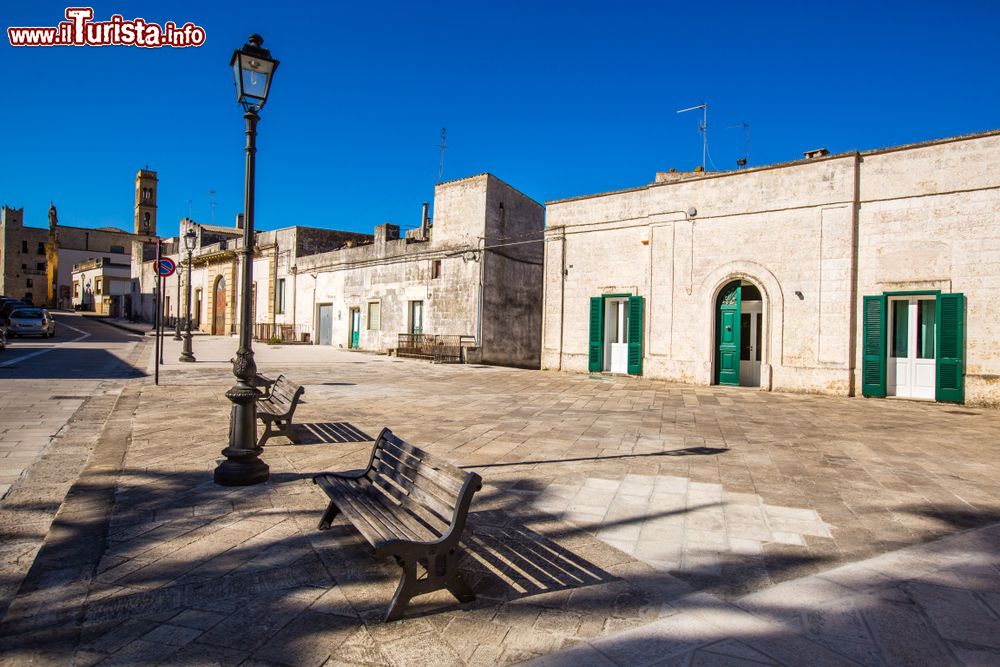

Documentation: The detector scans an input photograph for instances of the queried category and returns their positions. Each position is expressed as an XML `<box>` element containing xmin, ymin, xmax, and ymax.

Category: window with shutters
<box><xmin>588</xmin><ymin>294</ymin><xmax>643</xmax><ymax>375</ymax></box>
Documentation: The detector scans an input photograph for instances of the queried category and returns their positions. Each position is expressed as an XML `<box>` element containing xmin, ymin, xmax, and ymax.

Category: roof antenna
<box><xmin>677</xmin><ymin>102</ymin><xmax>708</xmax><ymax>170</ymax></box>
<box><xmin>437</xmin><ymin>128</ymin><xmax>447</xmax><ymax>183</ymax></box>
<box><xmin>207</xmin><ymin>189</ymin><xmax>217</xmax><ymax>226</ymax></box>
<box><xmin>728</xmin><ymin>121</ymin><xmax>751</xmax><ymax>168</ymax></box>
<box><xmin>186</xmin><ymin>199</ymin><xmax>193</xmax><ymax>219</ymax></box>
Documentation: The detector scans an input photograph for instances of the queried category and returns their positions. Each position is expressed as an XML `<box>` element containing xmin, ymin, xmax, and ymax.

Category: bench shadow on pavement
<box><xmin>264</xmin><ymin>422</ymin><xmax>373</xmax><ymax>446</ymax></box>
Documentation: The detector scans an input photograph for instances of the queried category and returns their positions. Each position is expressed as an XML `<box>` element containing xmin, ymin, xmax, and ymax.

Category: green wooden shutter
<box><xmin>935</xmin><ymin>293</ymin><xmax>965</xmax><ymax>403</ymax></box>
<box><xmin>861</xmin><ymin>295</ymin><xmax>887</xmax><ymax>397</ymax></box>
<box><xmin>588</xmin><ymin>297</ymin><xmax>603</xmax><ymax>372</ymax></box>
<box><xmin>627</xmin><ymin>296</ymin><xmax>644</xmax><ymax>375</ymax></box>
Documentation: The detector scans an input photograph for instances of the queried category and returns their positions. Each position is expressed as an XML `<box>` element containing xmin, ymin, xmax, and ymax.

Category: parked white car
<box><xmin>7</xmin><ymin>307</ymin><xmax>55</xmax><ymax>338</ymax></box>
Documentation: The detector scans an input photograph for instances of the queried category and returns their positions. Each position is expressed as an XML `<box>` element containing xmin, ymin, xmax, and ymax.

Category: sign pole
<box><xmin>154</xmin><ymin>241</ymin><xmax>161</xmax><ymax>385</ymax></box>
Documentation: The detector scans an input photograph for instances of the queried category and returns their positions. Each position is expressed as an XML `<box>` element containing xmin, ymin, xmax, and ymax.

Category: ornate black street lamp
<box><xmin>214</xmin><ymin>34</ymin><xmax>278</xmax><ymax>486</ymax></box>
<box><xmin>179</xmin><ymin>227</ymin><xmax>197</xmax><ymax>363</ymax></box>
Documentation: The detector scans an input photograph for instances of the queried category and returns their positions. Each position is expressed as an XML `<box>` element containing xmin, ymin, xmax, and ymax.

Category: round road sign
<box><xmin>156</xmin><ymin>257</ymin><xmax>177</xmax><ymax>277</ymax></box>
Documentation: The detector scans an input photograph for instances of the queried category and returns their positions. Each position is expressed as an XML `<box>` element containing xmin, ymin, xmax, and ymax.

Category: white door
<box><xmin>604</xmin><ymin>298</ymin><xmax>629</xmax><ymax>374</ymax></box>
<box><xmin>888</xmin><ymin>297</ymin><xmax>936</xmax><ymax>399</ymax></box>
<box><xmin>739</xmin><ymin>301</ymin><xmax>762</xmax><ymax>387</ymax></box>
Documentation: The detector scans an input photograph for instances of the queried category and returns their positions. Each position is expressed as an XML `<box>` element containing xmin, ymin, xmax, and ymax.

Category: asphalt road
<box><xmin>0</xmin><ymin>312</ymin><xmax>145</xmax><ymax>380</ymax></box>
<box><xmin>0</xmin><ymin>313</ymin><xmax>146</xmax><ymax>497</ymax></box>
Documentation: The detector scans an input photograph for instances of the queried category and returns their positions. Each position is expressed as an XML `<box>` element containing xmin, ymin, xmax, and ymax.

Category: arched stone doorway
<box><xmin>714</xmin><ymin>278</ymin><xmax>765</xmax><ymax>387</ymax></box>
<box><xmin>212</xmin><ymin>276</ymin><xmax>227</xmax><ymax>335</ymax></box>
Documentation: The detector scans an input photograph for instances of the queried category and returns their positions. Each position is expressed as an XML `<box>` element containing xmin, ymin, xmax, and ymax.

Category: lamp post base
<box><xmin>214</xmin><ymin>380</ymin><xmax>269</xmax><ymax>486</ymax></box>
<box><xmin>213</xmin><ymin>455</ymin><xmax>269</xmax><ymax>486</ymax></box>
<box><xmin>179</xmin><ymin>332</ymin><xmax>196</xmax><ymax>362</ymax></box>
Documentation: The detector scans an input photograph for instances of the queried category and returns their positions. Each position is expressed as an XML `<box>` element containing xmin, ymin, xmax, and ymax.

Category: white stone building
<box><xmin>71</xmin><ymin>257</ymin><xmax>131</xmax><ymax>316</ymax></box>
<box><xmin>542</xmin><ymin>130</ymin><xmax>1000</xmax><ymax>406</ymax></box>
<box><xmin>296</xmin><ymin>173</ymin><xmax>545</xmax><ymax>368</ymax></box>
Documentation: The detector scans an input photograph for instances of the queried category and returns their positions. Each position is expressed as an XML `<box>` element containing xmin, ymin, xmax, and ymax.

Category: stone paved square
<box><xmin>2</xmin><ymin>335</ymin><xmax>1000</xmax><ymax>665</ymax></box>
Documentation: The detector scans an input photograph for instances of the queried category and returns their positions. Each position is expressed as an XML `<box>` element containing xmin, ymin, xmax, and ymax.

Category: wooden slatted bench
<box><xmin>313</xmin><ymin>428</ymin><xmax>483</xmax><ymax>621</ymax></box>
<box><xmin>255</xmin><ymin>374</ymin><xmax>305</xmax><ymax>447</ymax></box>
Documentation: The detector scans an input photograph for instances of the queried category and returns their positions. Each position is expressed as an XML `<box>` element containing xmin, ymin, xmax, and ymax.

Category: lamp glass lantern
<box><xmin>230</xmin><ymin>35</ymin><xmax>279</xmax><ymax>112</ymax></box>
<box><xmin>184</xmin><ymin>228</ymin><xmax>197</xmax><ymax>252</ymax></box>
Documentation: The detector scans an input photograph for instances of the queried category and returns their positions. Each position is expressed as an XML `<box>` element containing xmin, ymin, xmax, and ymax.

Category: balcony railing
<box><xmin>396</xmin><ymin>333</ymin><xmax>476</xmax><ymax>363</ymax></box>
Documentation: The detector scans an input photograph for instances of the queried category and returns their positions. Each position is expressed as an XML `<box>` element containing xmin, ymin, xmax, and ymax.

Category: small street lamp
<box><xmin>214</xmin><ymin>34</ymin><xmax>279</xmax><ymax>487</ymax></box>
<box><xmin>179</xmin><ymin>227</ymin><xmax>197</xmax><ymax>363</ymax></box>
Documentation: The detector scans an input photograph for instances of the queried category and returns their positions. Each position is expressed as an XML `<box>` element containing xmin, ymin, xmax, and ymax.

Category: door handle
<box><xmin>726</xmin><ymin>326</ymin><xmax>731</xmax><ymax>331</ymax></box>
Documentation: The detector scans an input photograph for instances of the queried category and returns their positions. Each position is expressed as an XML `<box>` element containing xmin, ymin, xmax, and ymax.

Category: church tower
<box><xmin>134</xmin><ymin>168</ymin><xmax>157</xmax><ymax>236</ymax></box>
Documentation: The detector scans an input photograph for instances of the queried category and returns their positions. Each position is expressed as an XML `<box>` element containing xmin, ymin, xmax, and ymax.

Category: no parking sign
<box><xmin>156</xmin><ymin>257</ymin><xmax>176</xmax><ymax>277</ymax></box>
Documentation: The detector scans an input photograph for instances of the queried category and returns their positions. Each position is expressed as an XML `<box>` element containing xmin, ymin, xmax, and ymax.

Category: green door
<box><xmin>935</xmin><ymin>293</ymin><xmax>964</xmax><ymax>403</ymax></box>
<box><xmin>715</xmin><ymin>281</ymin><xmax>741</xmax><ymax>386</ymax></box>
<box><xmin>350</xmin><ymin>308</ymin><xmax>360</xmax><ymax>348</ymax></box>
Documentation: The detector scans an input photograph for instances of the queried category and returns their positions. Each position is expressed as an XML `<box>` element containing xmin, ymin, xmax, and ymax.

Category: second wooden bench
<box><xmin>313</xmin><ymin>428</ymin><xmax>482</xmax><ymax>621</ymax></box>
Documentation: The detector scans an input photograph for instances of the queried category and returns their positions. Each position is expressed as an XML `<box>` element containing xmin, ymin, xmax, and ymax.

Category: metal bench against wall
<box><xmin>396</xmin><ymin>333</ymin><xmax>476</xmax><ymax>363</ymax></box>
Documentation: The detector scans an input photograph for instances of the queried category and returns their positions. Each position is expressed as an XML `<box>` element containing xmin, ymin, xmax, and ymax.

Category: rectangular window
<box><xmin>917</xmin><ymin>299</ymin><xmax>936</xmax><ymax>359</ymax></box>
<box><xmin>37</xmin><ymin>242</ymin><xmax>45</xmax><ymax>255</ymax></box>
<box><xmin>73</xmin><ymin>282</ymin><xmax>80</xmax><ymax>298</ymax></box>
<box><xmin>409</xmin><ymin>300</ymin><xmax>423</xmax><ymax>334</ymax></box>
<box><xmin>367</xmin><ymin>301</ymin><xmax>380</xmax><ymax>330</ymax></box>
<box><xmin>276</xmin><ymin>278</ymin><xmax>285</xmax><ymax>314</ymax></box>
<box><xmin>37</xmin><ymin>262</ymin><xmax>45</xmax><ymax>271</ymax></box>
<box><xmin>26</xmin><ymin>278</ymin><xmax>33</xmax><ymax>288</ymax></box>
<box><xmin>110</xmin><ymin>245</ymin><xmax>125</xmax><ymax>254</ymax></box>
<box><xmin>431</xmin><ymin>259</ymin><xmax>441</xmax><ymax>279</ymax></box>
<box><xmin>21</xmin><ymin>240</ymin><xmax>27</xmax><ymax>253</ymax></box>
<box><xmin>95</xmin><ymin>278</ymin><xmax>103</xmax><ymax>294</ymax></box>
<box><xmin>891</xmin><ymin>299</ymin><xmax>908</xmax><ymax>358</ymax></box>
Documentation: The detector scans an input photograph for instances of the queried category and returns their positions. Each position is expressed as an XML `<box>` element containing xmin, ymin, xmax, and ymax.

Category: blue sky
<box><xmin>2</xmin><ymin>1</ymin><xmax>999</xmax><ymax>238</ymax></box>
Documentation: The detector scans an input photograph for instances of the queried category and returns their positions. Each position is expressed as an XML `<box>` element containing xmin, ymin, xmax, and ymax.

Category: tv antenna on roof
<box><xmin>677</xmin><ymin>102</ymin><xmax>708</xmax><ymax>171</ymax></box>
<box><xmin>437</xmin><ymin>128</ymin><xmax>447</xmax><ymax>183</ymax></box>
<box><xmin>207</xmin><ymin>189</ymin><xmax>217</xmax><ymax>226</ymax></box>
<box><xmin>186</xmin><ymin>199</ymin><xmax>193</xmax><ymax>219</ymax></box>
<box><xmin>728</xmin><ymin>121</ymin><xmax>751</xmax><ymax>168</ymax></box>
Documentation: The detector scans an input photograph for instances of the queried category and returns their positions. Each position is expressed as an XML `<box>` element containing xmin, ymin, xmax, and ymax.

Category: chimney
<box><xmin>803</xmin><ymin>148</ymin><xmax>830</xmax><ymax>159</ymax></box>
<box><xmin>374</xmin><ymin>223</ymin><xmax>400</xmax><ymax>245</ymax></box>
<box><xmin>236</xmin><ymin>213</ymin><xmax>244</xmax><ymax>229</ymax></box>
<box><xmin>420</xmin><ymin>202</ymin><xmax>430</xmax><ymax>239</ymax></box>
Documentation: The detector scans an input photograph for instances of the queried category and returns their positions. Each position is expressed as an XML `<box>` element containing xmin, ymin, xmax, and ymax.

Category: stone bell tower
<box><xmin>134</xmin><ymin>168</ymin><xmax>157</xmax><ymax>236</ymax></box>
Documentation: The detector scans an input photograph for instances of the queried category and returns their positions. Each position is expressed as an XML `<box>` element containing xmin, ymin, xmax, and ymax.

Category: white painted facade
<box><xmin>542</xmin><ymin>130</ymin><xmax>1000</xmax><ymax>406</ymax></box>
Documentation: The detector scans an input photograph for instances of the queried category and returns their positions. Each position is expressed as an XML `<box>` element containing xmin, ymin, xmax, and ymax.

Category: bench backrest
<box><xmin>362</xmin><ymin>428</ymin><xmax>482</xmax><ymax>543</ymax></box>
<box><xmin>268</xmin><ymin>375</ymin><xmax>304</xmax><ymax>408</ymax></box>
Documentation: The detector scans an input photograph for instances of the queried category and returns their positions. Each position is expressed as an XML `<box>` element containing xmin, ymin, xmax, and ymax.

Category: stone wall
<box><xmin>295</xmin><ymin>174</ymin><xmax>545</xmax><ymax>368</ymax></box>
<box><xmin>543</xmin><ymin>130</ymin><xmax>1000</xmax><ymax>405</ymax></box>
<box><xmin>855</xmin><ymin>132</ymin><xmax>1000</xmax><ymax>406</ymax></box>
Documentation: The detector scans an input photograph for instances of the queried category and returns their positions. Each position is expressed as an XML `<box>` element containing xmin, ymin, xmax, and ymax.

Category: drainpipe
<box><xmin>476</xmin><ymin>237</ymin><xmax>485</xmax><ymax>347</ymax></box>
<box><xmin>558</xmin><ymin>232</ymin><xmax>566</xmax><ymax>370</ymax></box>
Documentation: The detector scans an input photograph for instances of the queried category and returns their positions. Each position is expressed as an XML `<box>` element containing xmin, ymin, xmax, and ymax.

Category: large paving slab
<box><xmin>2</xmin><ymin>340</ymin><xmax>999</xmax><ymax>665</ymax></box>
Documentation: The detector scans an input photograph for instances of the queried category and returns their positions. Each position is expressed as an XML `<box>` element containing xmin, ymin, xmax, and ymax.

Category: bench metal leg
<box><xmin>443</xmin><ymin>549</ymin><xmax>475</xmax><ymax>603</ymax></box>
<box><xmin>257</xmin><ymin>418</ymin><xmax>274</xmax><ymax>448</ymax></box>
<box><xmin>317</xmin><ymin>501</ymin><xmax>340</xmax><ymax>530</ymax></box>
<box><xmin>386</xmin><ymin>557</ymin><xmax>417</xmax><ymax>622</ymax></box>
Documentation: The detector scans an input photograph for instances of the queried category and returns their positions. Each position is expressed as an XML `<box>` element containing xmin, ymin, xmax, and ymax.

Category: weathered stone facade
<box><xmin>296</xmin><ymin>173</ymin><xmax>545</xmax><ymax>368</ymax></box>
<box><xmin>140</xmin><ymin>217</ymin><xmax>372</xmax><ymax>336</ymax></box>
<box><xmin>542</xmin><ymin>130</ymin><xmax>1000</xmax><ymax>406</ymax></box>
<box><xmin>1</xmin><ymin>195</ymin><xmax>153</xmax><ymax>308</ymax></box>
